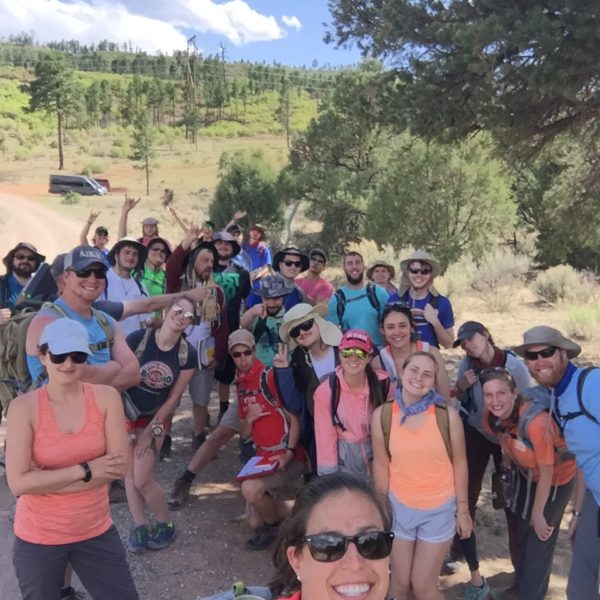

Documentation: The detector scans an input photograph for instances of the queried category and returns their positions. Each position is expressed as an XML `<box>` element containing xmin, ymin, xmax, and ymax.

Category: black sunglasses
<box><xmin>523</xmin><ymin>346</ymin><xmax>558</xmax><ymax>361</ymax></box>
<box><xmin>283</xmin><ymin>259</ymin><xmax>302</xmax><ymax>268</ymax></box>
<box><xmin>289</xmin><ymin>319</ymin><xmax>315</xmax><ymax>339</ymax></box>
<box><xmin>408</xmin><ymin>267</ymin><xmax>432</xmax><ymax>275</ymax></box>
<box><xmin>49</xmin><ymin>351</ymin><xmax>88</xmax><ymax>365</ymax></box>
<box><xmin>302</xmin><ymin>531</ymin><xmax>394</xmax><ymax>563</ymax></box>
<box><xmin>72</xmin><ymin>267</ymin><xmax>107</xmax><ymax>280</ymax></box>
<box><xmin>231</xmin><ymin>349</ymin><xmax>253</xmax><ymax>358</ymax></box>
<box><xmin>14</xmin><ymin>253</ymin><xmax>37</xmax><ymax>261</ymax></box>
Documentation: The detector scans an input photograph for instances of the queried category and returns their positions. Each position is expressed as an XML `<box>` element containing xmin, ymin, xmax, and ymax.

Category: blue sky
<box><xmin>0</xmin><ymin>0</ymin><xmax>363</xmax><ymax>68</ymax></box>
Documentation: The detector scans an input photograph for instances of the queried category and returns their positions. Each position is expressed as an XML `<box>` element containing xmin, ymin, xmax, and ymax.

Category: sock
<box><xmin>182</xmin><ymin>469</ymin><xmax>197</xmax><ymax>484</ymax></box>
<box><xmin>219</xmin><ymin>401</ymin><xmax>229</xmax><ymax>413</ymax></box>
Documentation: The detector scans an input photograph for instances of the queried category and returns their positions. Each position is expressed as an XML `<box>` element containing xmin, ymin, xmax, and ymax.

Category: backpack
<box><xmin>380</xmin><ymin>399</ymin><xmax>453</xmax><ymax>461</ymax></box>
<box><xmin>252</xmin><ymin>318</ymin><xmax>278</xmax><ymax>350</ymax></box>
<box><xmin>329</xmin><ymin>372</ymin><xmax>390</xmax><ymax>432</ymax></box>
<box><xmin>0</xmin><ymin>302</ymin><xmax>114</xmax><ymax>416</ymax></box>
<box><xmin>133</xmin><ymin>328</ymin><xmax>189</xmax><ymax>368</ymax></box>
<box><xmin>335</xmin><ymin>283</ymin><xmax>381</xmax><ymax>328</ymax></box>
<box><xmin>556</xmin><ymin>367</ymin><xmax>600</xmax><ymax>428</ymax></box>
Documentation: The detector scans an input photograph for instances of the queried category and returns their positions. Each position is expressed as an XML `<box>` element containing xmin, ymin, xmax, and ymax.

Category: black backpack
<box><xmin>556</xmin><ymin>367</ymin><xmax>600</xmax><ymax>428</ymax></box>
<box><xmin>335</xmin><ymin>283</ymin><xmax>381</xmax><ymax>329</ymax></box>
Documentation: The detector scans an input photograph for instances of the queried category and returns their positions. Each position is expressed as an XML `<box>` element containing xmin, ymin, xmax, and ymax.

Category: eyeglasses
<box><xmin>48</xmin><ymin>351</ymin><xmax>88</xmax><ymax>365</ymax></box>
<box><xmin>341</xmin><ymin>348</ymin><xmax>369</xmax><ymax>360</ymax></box>
<box><xmin>71</xmin><ymin>267</ymin><xmax>107</xmax><ymax>280</ymax></box>
<box><xmin>302</xmin><ymin>531</ymin><xmax>394</xmax><ymax>563</ymax></box>
<box><xmin>231</xmin><ymin>349</ymin><xmax>253</xmax><ymax>358</ymax></box>
<box><xmin>408</xmin><ymin>267</ymin><xmax>432</xmax><ymax>275</ymax></box>
<box><xmin>283</xmin><ymin>260</ymin><xmax>302</xmax><ymax>268</ymax></box>
<box><xmin>172</xmin><ymin>306</ymin><xmax>194</xmax><ymax>320</ymax></box>
<box><xmin>289</xmin><ymin>319</ymin><xmax>315</xmax><ymax>339</ymax></box>
<box><xmin>150</xmin><ymin>247</ymin><xmax>167</xmax><ymax>254</ymax></box>
<box><xmin>14</xmin><ymin>254</ymin><xmax>36</xmax><ymax>261</ymax></box>
<box><xmin>523</xmin><ymin>346</ymin><xmax>558</xmax><ymax>361</ymax></box>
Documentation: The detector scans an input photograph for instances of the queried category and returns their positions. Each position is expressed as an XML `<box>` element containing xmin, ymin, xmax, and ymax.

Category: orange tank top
<box><xmin>388</xmin><ymin>402</ymin><xmax>455</xmax><ymax>510</ymax></box>
<box><xmin>14</xmin><ymin>384</ymin><xmax>112</xmax><ymax>545</ymax></box>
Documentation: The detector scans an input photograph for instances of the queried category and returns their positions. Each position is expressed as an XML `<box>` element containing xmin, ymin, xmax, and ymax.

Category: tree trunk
<box><xmin>57</xmin><ymin>112</ymin><xmax>64</xmax><ymax>170</ymax></box>
<box><xmin>284</xmin><ymin>198</ymin><xmax>302</xmax><ymax>245</ymax></box>
<box><xmin>145</xmin><ymin>156</ymin><xmax>150</xmax><ymax>196</ymax></box>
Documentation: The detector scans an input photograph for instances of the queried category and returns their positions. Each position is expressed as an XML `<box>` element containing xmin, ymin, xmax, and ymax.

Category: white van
<box><xmin>48</xmin><ymin>174</ymin><xmax>107</xmax><ymax>196</ymax></box>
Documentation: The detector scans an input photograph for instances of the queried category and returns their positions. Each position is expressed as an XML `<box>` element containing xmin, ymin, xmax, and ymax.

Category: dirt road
<box><xmin>0</xmin><ymin>191</ymin><xmax>82</xmax><ymax>261</ymax></box>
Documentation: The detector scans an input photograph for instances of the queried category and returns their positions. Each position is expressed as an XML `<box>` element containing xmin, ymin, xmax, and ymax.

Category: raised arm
<box><xmin>80</xmin><ymin>210</ymin><xmax>101</xmax><ymax>246</ymax></box>
<box><xmin>117</xmin><ymin>195</ymin><xmax>141</xmax><ymax>240</ymax></box>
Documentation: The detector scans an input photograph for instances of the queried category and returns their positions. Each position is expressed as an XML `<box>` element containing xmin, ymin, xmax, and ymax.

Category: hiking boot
<box><xmin>128</xmin><ymin>525</ymin><xmax>149</xmax><ymax>554</ymax></box>
<box><xmin>159</xmin><ymin>434</ymin><xmax>172</xmax><ymax>461</ymax></box>
<box><xmin>168</xmin><ymin>477</ymin><xmax>191</xmax><ymax>510</ymax></box>
<box><xmin>191</xmin><ymin>431</ymin><xmax>206</xmax><ymax>450</ymax></box>
<box><xmin>60</xmin><ymin>587</ymin><xmax>86</xmax><ymax>599</ymax></box>
<box><xmin>463</xmin><ymin>578</ymin><xmax>490</xmax><ymax>600</ymax></box>
<box><xmin>109</xmin><ymin>479</ymin><xmax>127</xmax><ymax>503</ymax></box>
<box><xmin>147</xmin><ymin>521</ymin><xmax>176</xmax><ymax>550</ymax></box>
<box><xmin>244</xmin><ymin>523</ymin><xmax>278</xmax><ymax>551</ymax></box>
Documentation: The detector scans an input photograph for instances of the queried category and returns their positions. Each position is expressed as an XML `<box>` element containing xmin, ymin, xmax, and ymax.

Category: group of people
<box><xmin>1</xmin><ymin>201</ymin><xmax>599</xmax><ymax>600</ymax></box>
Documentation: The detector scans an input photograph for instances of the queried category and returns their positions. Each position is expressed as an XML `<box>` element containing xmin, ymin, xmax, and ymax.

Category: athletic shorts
<box><xmin>219</xmin><ymin>397</ymin><xmax>241</xmax><ymax>433</ymax></box>
<box><xmin>390</xmin><ymin>493</ymin><xmax>456</xmax><ymax>544</ymax></box>
<box><xmin>189</xmin><ymin>368</ymin><xmax>215</xmax><ymax>407</ymax></box>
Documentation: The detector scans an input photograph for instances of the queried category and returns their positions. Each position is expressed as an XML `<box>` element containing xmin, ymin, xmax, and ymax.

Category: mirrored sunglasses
<box><xmin>340</xmin><ymin>348</ymin><xmax>369</xmax><ymax>360</ymax></box>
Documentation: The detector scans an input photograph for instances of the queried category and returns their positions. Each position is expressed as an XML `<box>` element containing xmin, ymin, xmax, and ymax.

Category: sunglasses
<box><xmin>283</xmin><ymin>260</ymin><xmax>302</xmax><ymax>268</ymax></box>
<box><xmin>302</xmin><ymin>531</ymin><xmax>394</xmax><ymax>563</ymax></box>
<box><xmin>408</xmin><ymin>267</ymin><xmax>432</xmax><ymax>275</ymax></box>
<box><xmin>289</xmin><ymin>319</ymin><xmax>315</xmax><ymax>339</ymax></box>
<box><xmin>72</xmin><ymin>267</ymin><xmax>107</xmax><ymax>280</ymax></box>
<box><xmin>232</xmin><ymin>349</ymin><xmax>253</xmax><ymax>358</ymax></box>
<box><xmin>341</xmin><ymin>348</ymin><xmax>369</xmax><ymax>360</ymax></box>
<box><xmin>172</xmin><ymin>306</ymin><xmax>194</xmax><ymax>320</ymax></box>
<box><xmin>48</xmin><ymin>351</ymin><xmax>88</xmax><ymax>365</ymax></box>
<box><xmin>523</xmin><ymin>346</ymin><xmax>558</xmax><ymax>361</ymax></box>
<box><xmin>14</xmin><ymin>254</ymin><xmax>36</xmax><ymax>261</ymax></box>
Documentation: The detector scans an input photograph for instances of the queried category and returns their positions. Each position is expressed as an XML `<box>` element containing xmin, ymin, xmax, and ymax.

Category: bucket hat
<box><xmin>512</xmin><ymin>326</ymin><xmax>581</xmax><ymax>359</ymax></box>
<box><xmin>108</xmin><ymin>237</ymin><xmax>148</xmax><ymax>270</ymax></box>
<box><xmin>279</xmin><ymin>303</ymin><xmax>342</xmax><ymax>349</ymax></box>
<box><xmin>3</xmin><ymin>242</ymin><xmax>45</xmax><ymax>269</ymax></box>
<box><xmin>213</xmin><ymin>231</ymin><xmax>241</xmax><ymax>258</ymax></box>
<box><xmin>367</xmin><ymin>260</ymin><xmax>396</xmax><ymax>281</ymax></box>
<box><xmin>254</xmin><ymin>274</ymin><xmax>295</xmax><ymax>298</ymax></box>
<box><xmin>147</xmin><ymin>236</ymin><xmax>172</xmax><ymax>260</ymax></box>
<box><xmin>398</xmin><ymin>250</ymin><xmax>441</xmax><ymax>297</ymax></box>
<box><xmin>273</xmin><ymin>247</ymin><xmax>309</xmax><ymax>273</ymax></box>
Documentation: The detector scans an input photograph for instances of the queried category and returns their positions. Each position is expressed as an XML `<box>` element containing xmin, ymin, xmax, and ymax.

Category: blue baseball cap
<box><xmin>39</xmin><ymin>318</ymin><xmax>92</xmax><ymax>356</ymax></box>
<box><xmin>63</xmin><ymin>245</ymin><xmax>106</xmax><ymax>272</ymax></box>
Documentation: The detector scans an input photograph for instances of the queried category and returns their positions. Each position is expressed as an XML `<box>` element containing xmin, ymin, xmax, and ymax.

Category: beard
<box><xmin>266</xmin><ymin>304</ymin><xmax>282</xmax><ymax>316</ymax></box>
<box><xmin>345</xmin><ymin>271</ymin><xmax>364</xmax><ymax>286</ymax></box>
<box><xmin>12</xmin><ymin>264</ymin><xmax>34</xmax><ymax>278</ymax></box>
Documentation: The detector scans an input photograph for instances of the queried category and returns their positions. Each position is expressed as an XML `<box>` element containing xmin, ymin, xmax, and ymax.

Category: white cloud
<box><xmin>0</xmin><ymin>0</ymin><xmax>288</xmax><ymax>52</ymax></box>
<box><xmin>282</xmin><ymin>15</ymin><xmax>302</xmax><ymax>31</ymax></box>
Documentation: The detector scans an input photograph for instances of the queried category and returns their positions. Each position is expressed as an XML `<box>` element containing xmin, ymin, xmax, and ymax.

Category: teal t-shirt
<box><xmin>251</xmin><ymin>314</ymin><xmax>284</xmax><ymax>367</ymax></box>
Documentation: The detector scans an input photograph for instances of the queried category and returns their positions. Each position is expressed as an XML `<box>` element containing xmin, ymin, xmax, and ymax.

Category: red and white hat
<box><xmin>339</xmin><ymin>329</ymin><xmax>373</xmax><ymax>354</ymax></box>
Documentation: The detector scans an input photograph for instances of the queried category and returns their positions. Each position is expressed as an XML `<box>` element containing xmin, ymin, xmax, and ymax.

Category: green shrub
<box><xmin>532</xmin><ymin>265</ymin><xmax>597</xmax><ymax>305</ymax></box>
<box><xmin>563</xmin><ymin>305</ymin><xmax>600</xmax><ymax>341</ymax></box>
<box><xmin>80</xmin><ymin>161</ymin><xmax>105</xmax><ymax>176</ymax></box>
<box><xmin>61</xmin><ymin>191</ymin><xmax>81</xmax><ymax>205</ymax></box>
<box><xmin>14</xmin><ymin>147</ymin><xmax>30</xmax><ymax>161</ymax></box>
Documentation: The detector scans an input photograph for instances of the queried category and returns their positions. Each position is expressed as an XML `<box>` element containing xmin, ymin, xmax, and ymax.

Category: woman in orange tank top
<box><xmin>371</xmin><ymin>351</ymin><xmax>472</xmax><ymax>600</ymax></box>
<box><xmin>6</xmin><ymin>318</ymin><xmax>138</xmax><ymax>600</ymax></box>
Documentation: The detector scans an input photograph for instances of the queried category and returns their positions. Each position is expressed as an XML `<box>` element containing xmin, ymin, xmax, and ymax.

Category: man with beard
<box><xmin>326</xmin><ymin>251</ymin><xmax>388</xmax><ymax>346</ymax></box>
<box><xmin>212</xmin><ymin>231</ymin><xmax>251</xmax><ymax>419</ymax></box>
<box><xmin>0</xmin><ymin>242</ymin><xmax>45</xmax><ymax>313</ymax></box>
<box><xmin>104</xmin><ymin>238</ymin><xmax>152</xmax><ymax>337</ymax></box>
<box><xmin>165</xmin><ymin>227</ymin><xmax>228</xmax><ymax>449</ymax></box>
<box><xmin>512</xmin><ymin>327</ymin><xmax>599</xmax><ymax>600</ymax></box>
<box><xmin>394</xmin><ymin>250</ymin><xmax>455</xmax><ymax>349</ymax></box>
<box><xmin>240</xmin><ymin>274</ymin><xmax>293</xmax><ymax>367</ymax></box>
<box><xmin>246</xmin><ymin>246</ymin><xmax>307</xmax><ymax>310</ymax></box>
<box><xmin>295</xmin><ymin>248</ymin><xmax>334</xmax><ymax>306</ymax></box>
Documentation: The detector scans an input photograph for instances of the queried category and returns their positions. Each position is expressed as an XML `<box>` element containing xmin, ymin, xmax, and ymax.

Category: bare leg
<box><xmin>188</xmin><ymin>425</ymin><xmax>237</xmax><ymax>473</ymax></box>
<box><xmin>125</xmin><ymin>435</ymin><xmax>148</xmax><ymax>526</ymax></box>
<box><xmin>389</xmin><ymin>538</ymin><xmax>416</xmax><ymax>600</ymax></box>
<box><xmin>241</xmin><ymin>479</ymin><xmax>278</xmax><ymax>524</ymax></box>
<box><xmin>411</xmin><ymin>538</ymin><xmax>453</xmax><ymax>600</ymax></box>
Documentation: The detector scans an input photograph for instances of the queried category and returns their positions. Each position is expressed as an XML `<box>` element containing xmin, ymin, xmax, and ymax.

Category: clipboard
<box><xmin>236</xmin><ymin>455</ymin><xmax>279</xmax><ymax>481</ymax></box>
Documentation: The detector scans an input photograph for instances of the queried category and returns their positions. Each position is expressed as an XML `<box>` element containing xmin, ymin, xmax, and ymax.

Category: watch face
<box><xmin>152</xmin><ymin>422</ymin><xmax>164</xmax><ymax>437</ymax></box>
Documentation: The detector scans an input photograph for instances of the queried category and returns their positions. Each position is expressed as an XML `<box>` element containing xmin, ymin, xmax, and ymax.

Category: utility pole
<box><xmin>184</xmin><ymin>35</ymin><xmax>197</xmax><ymax>144</ymax></box>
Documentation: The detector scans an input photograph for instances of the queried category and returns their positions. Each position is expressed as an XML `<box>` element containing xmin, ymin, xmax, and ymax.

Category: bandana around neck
<box><xmin>395</xmin><ymin>388</ymin><xmax>444</xmax><ymax>425</ymax></box>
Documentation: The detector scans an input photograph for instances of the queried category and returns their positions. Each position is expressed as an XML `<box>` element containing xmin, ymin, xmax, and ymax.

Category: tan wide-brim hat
<box><xmin>366</xmin><ymin>261</ymin><xmax>395</xmax><ymax>281</ymax></box>
<box><xmin>511</xmin><ymin>326</ymin><xmax>581</xmax><ymax>359</ymax></box>
<box><xmin>398</xmin><ymin>250</ymin><xmax>441</xmax><ymax>296</ymax></box>
<box><xmin>279</xmin><ymin>303</ymin><xmax>342</xmax><ymax>350</ymax></box>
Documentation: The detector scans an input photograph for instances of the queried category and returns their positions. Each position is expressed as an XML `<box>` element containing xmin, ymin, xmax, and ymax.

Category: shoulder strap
<box><xmin>517</xmin><ymin>400</ymin><xmax>547</xmax><ymax>448</ymax></box>
<box><xmin>366</xmin><ymin>282</ymin><xmax>381</xmax><ymax>313</ymax></box>
<box><xmin>335</xmin><ymin>289</ymin><xmax>346</xmax><ymax>326</ymax></box>
<box><xmin>134</xmin><ymin>328</ymin><xmax>152</xmax><ymax>359</ymax></box>
<box><xmin>429</xmin><ymin>294</ymin><xmax>439</xmax><ymax>310</ymax></box>
<box><xmin>434</xmin><ymin>403</ymin><xmax>453</xmax><ymax>461</ymax></box>
<box><xmin>329</xmin><ymin>372</ymin><xmax>346</xmax><ymax>431</ymax></box>
<box><xmin>259</xmin><ymin>369</ymin><xmax>278</xmax><ymax>408</ymax></box>
<box><xmin>253</xmin><ymin>317</ymin><xmax>267</xmax><ymax>344</ymax></box>
<box><xmin>89</xmin><ymin>306</ymin><xmax>114</xmax><ymax>351</ymax></box>
<box><xmin>381</xmin><ymin>400</ymin><xmax>394</xmax><ymax>458</ymax></box>
<box><xmin>577</xmin><ymin>367</ymin><xmax>599</xmax><ymax>424</ymax></box>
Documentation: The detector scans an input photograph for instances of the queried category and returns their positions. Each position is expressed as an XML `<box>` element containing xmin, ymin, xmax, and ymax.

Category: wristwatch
<box><xmin>80</xmin><ymin>462</ymin><xmax>92</xmax><ymax>483</ymax></box>
<box><xmin>151</xmin><ymin>422</ymin><xmax>165</xmax><ymax>437</ymax></box>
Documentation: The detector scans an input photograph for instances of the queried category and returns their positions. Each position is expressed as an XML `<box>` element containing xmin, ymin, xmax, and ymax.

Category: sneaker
<box><xmin>128</xmin><ymin>525</ymin><xmax>149</xmax><ymax>553</ymax></box>
<box><xmin>463</xmin><ymin>578</ymin><xmax>490</xmax><ymax>600</ymax></box>
<box><xmin>60</xmin><ymin>587</ymin><xmax>86</xmax><ymax>599</ymax></box>
<box><xmin>109</xmin><ymin>479</ymin><xmax>127</xmax><ymax>503</ymax></box>
<box><xmin>168</xmin><ymin>477</ymin><xmax>191</xmax><ymax>510</ymax></box>
<box><xmin>147</xmin><ymin>521</ymin><xmax>176</xmax><ymax>550</ymax></box>
<box><xmin>192</xmin><ymin>431</ymin><xmax>206</xmax><ymax>450</ymax></box>
<box><xmin>159</xmin><ymin>434</ymin><xmax>172</xmax><ymax>462</ymax></box>
<box><xmin>244</xmin><ymin>523</ymin><xmax>278</xmax><ymax>551</ymax></box>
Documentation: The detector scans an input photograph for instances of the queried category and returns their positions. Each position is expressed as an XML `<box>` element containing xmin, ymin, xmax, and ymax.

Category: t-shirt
<box><xmin>92</xmin><ymin>300</ymin><xmax>124</xmax><ymax>321</ymax></box>
<box><xmin>295</xmin><ymin>276</ymin><xmax>335</xmax><ymax>305</ymax></box>
<box><xmin>251</xmin><ymin>313</ymin><xmax>284</xmax><ymax>367</ymax></box>
<box><xmin>104</xmin><ymin>269</ymin><xmax>151</xmax><ymax>336</ymax></box>
<box><xmin>326</xmin><ymin>284</ymin><xmax>388</xmax><ymax>346</ymax></box>
<box><xmin>125</xmin><ymin>329</ymin><xmax>197</xmax><ymax>415</ymax></box>
<box><xmin>396</xmin><ymin>291</ymin><xmax>454</xmax><ymax>348</ymax></box>
<box><xmin>214</xmin><ymin>263</ymin><xmax>251</xmax><ymax>331</ymax></box>
<box><xmin>310</xmin><ymin>347</ymin><xmax>336</xmax><ymax>382</ymax></box>
<box><xmin>27</xmin><ymin>298</ymin><xmax>115</xmax><ymax>383</ymax></box>
<box><xmin>141</xmin><ymin>265</ymin><xmax>166</xmax><ymax>297</ymax></box>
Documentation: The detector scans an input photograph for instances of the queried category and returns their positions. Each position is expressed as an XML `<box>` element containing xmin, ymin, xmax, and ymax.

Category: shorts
<box><xmin>189</xmin><ymin>368</ymin><xmax>215</xmax><ymax>407</ymax></box>
<box><xmin>215</xmin><ymin>354</ymin><xmax>236</xmax><ymax>386</ymax></box>
<box><xmin>219</xmin><ymin>397</ymin><xmax>241</xmax><ymax>432</ymax></box>
<box><xmin>390</xmin><ymin>493</ymin><xmax>456</xmax><ymax>544</ymax></box>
